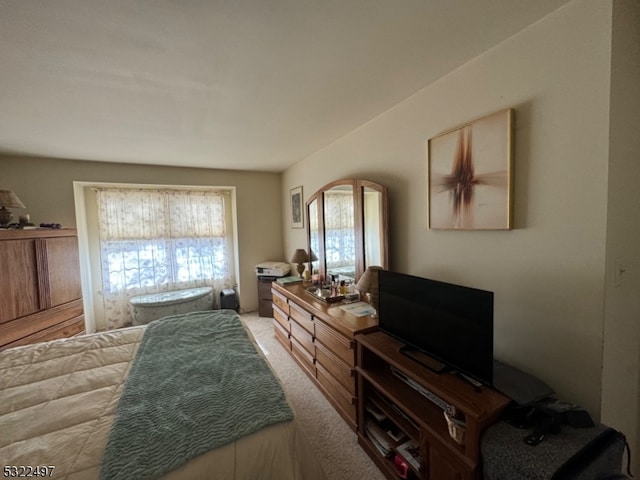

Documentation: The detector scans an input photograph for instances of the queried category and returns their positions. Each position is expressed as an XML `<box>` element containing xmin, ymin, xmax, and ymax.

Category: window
<box><xmin>96</xmin><ymin>187</ymin><xmax>234</xmax><ymax>329</ymax></box>
<box><xmin>323</xmin><ymin>191</ymin><xmax>355</xmax><ymax>269</ymax></box>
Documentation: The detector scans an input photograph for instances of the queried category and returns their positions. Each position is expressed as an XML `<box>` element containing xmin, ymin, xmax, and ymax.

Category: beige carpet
<box><xmin>242</xmin><ymin>312</ymin><xmax>385</xmax><ymax>480</ymax></box>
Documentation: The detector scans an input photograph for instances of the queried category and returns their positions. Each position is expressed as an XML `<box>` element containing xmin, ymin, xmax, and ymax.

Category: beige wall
<box><xmin>602</xmin><ymin>0</ymin><xmax>640</xmax><ymax>458</ymax></box>
<box><xmin>0</xmin><ymin>155</ymin><xmax>283</xmax><ymax>322</ymax></box>
<box><xmin>284</xmin><ymin>0</ymin><xmax>639</xmax><ymax>465</ymax></box>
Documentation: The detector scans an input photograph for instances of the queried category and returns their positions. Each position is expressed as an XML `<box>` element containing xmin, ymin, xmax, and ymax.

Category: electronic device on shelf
<box><xmin>378</xmin><ymin>270</ymin><xmax>494</xmax><ymax>386</ymax></box>
<box><xmin>391</xmin><ymin>367</ymin><xmax>451</xmax><ymax>411</ymax></box>
<box><xmin>255</xmin><ymin>261</ymin><xmax>290</xmax><ymax>277</ymax></box>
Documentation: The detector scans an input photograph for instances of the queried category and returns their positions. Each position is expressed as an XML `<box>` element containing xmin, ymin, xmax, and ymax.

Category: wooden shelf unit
<box><xmin>0</xmin><ymin>229</ymin><xmax>84</xmax><ymax>350</ymax></box>
<box><xmin>271</xmin><ymin>281</ymin><xmax>378</xmax><ymax>430</ymax></box>
<box><xmin>356</xmin><ymin>331</ymin><xmax>510</xmax><ymax>480</ymax></box>
<box><xmin>257</xmin><ymin>276</ymin><xmax>277</xmax><ymax>317</ymax></box>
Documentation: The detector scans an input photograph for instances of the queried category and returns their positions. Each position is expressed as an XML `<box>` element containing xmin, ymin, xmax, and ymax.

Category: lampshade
<box><xmin>355</xmin><ymin>266</ymin><xmax>383</xmax><ymax>294</ymax></box>
<box><xmin>309</xmin><ymin>249</ymin><xmax>318</xmax><ymax>262</ymax></box>
<box><xmin>0</xmin><ymin>190</ymin><xmax>26</xmax><ymax>209</ymax></box>
<box><xmin>0</xmin><ymin>190</ymin><xmax>26</xmax><ymax>227</ymax></box>
<box><xmin>356</xmin><ymin>266</ymin><xmax>383</xmax><ymax>316</ymax></box>
<box><xmin>290</xmin><ymin>249</ymin><xmax>310</xmax><ymax>264</ymax></box>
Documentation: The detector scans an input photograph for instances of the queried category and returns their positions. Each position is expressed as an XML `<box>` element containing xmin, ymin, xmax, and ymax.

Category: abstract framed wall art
<box><xmin>290</xmin><ymin>185</ymin><xmax>304</xmax><ymax>228</ymax></box>
<box><xmin>427</xmin><ymin>108</ymin><xmax>514</xmax><ymax>230</ymax></box>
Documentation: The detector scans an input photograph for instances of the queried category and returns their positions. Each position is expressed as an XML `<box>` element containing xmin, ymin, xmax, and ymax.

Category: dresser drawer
<box><xmin>5</xmin><ymin>314</ymin><xmax>86</xmax><ymax>350</ymax></box>
<box><xmin>0</xmin><ymin>299</ymin><xmax>84</xmax><ymax>347</ymax></box>
<box><xmin>316</xmin><ymin>362</ymin><xmax>356</xmax><ymax>426</ymax></box>
<box><xmin>273</xmin><ymin>318</ymin><xmax>290</xmax><ymax>350</ymax></box>
<box><xmin>272</xmin><ymin>289</ymin><xmax>289</xmax><ymax>315</ymax></box>
<box><xmin>315</xmin><ymin>320</ymin><xmax>354</xmax><ymax>367</ymax></box>
<box><xmin>290</xmin><ymin>320</ymin><xmax>315</xmax><ymax>355</ymax></box>
<box><xmin>38</xmin><ymin>315</ymin><xmax>85</xmax><ymax>343</ymax></box>
<box><xmin>291</xmin><ymin>336</ymin><xmax>316</xmax><ymax>378</ymax></box>
<box><xmin>258</xmin><ymin>298</ymin><xmax>274</xmax><ymax>318</ymax></box>
<box><xmin>315</xmin><ymin>341</ymin><xmax>355</xmax><ymax>396</ymax></box>
<box><xmin>273</xmin><ymin>305</ymin><xmax>290</xmax><ymax>332</ymax></box>
<box><xmin>290</xmin><ymin>302</ymin><xmax>314</xmax><ymax>334</ymax></box>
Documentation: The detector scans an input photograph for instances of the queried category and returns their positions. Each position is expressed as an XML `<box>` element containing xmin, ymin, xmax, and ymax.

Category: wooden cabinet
<box><xmin>0</xmin><ymin>229</ymin><xmax>84</xmax><ymax>350</ymax></box>
<box><xmin>271</xmin><ymin>281</ymin><xmax>378</xmax><ymax>430</ymax></box>
<box><xmin>257</xmin><ymin>276</ymin><xmax>276</xmax><ymax>317</ymax></box>
<box><xmin>355</xmin><ymin>331</ymin><xmax>510</xmax><ymax>480</ymax></box>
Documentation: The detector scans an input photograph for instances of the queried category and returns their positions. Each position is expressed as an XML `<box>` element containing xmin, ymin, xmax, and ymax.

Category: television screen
<box><xmin>378</xmin><ymin>270</ymin><xmax>494</xmax><ymax>386</ymax></box>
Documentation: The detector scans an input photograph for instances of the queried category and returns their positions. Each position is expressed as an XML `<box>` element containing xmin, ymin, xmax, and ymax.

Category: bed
<box><xmin>1</xmin><ymin>310</ymin><xmax>327</xmax><ymax>480</ymax></box>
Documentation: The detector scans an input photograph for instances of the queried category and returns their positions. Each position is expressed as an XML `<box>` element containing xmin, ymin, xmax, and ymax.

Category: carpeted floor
<box><xmin>242</xmin><ymin>312</ymin><xmax>385</xmax><ymax>480</ymax></box>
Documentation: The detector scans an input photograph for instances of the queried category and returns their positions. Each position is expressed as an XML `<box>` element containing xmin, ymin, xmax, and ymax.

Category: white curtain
<box><xmin>324</xmin><ymin>191</ymin><xmax>355</xmax><ymax>269</ymax></box>
<box><xmin>96</xmin><ymin>188</ymin><xmax>234</xmax><ymax>329</ymax></box>
<box><xmin>363</xmin><ymin>190</ymin><xmax>382</xmax><ymax>267</ymax></box>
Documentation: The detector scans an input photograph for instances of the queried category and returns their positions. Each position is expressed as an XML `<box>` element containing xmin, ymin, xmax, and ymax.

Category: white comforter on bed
<box><xmin>0</xmin><ymin>324</ymin><xmax>326</xmax><ymax>480</ymax></box>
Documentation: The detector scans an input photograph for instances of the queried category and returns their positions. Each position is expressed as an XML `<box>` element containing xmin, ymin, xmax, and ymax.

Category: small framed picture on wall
<box><xmin>290</xmin><ymin>185</ymin><xmax>303</xmax><ymax>228</ymax></box>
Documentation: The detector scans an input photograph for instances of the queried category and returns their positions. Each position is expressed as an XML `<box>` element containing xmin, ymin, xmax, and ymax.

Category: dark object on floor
<box><xmin>504</xmin><ymin>405</ymin><xmax>543</xmax><ymax>429</ymax></box>
<box><xmin>523</xmin><ymin>413</ymin><xmax>562</xmax><ymax>446</ymax></box>
<box><xmin>220</xmin><ymin>288</ymin><xmax>239</xmax><ymax>311</ymax></box>
<box><xmin>564</xmin><ymin>409</ymin><xmax>595</xmax><ymax>428</ymax></box>
<box><xmin>597</xmin><ymin>473</ymin><xmax>631</xmax><ymax>479</ymax></box>
<box><xmin>553</xmin><ymin>428</ymin><xmax>631</xmax><ymax>480</ymax></box>
<box><xmin>482</xmin><ymin>421</ymin><xmax>629</xmax><ymax>480</ymax></box>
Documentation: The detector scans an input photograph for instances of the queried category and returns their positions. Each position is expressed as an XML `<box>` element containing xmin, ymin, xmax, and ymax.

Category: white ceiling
<box><xmin>0</xmin><ymin>0</ymin><xmax>570</xmax><ymax>172</ymax></box>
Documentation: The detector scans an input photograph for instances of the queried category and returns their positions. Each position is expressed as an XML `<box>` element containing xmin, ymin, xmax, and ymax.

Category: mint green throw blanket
<box><xmin>100</xmin><ymin>310</ymin><xmax>293</xmax><ymax>480</ymax></box>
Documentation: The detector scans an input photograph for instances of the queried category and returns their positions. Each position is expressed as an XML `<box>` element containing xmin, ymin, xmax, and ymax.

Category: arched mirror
<box><xmin>324</xmin><ymin>182</ymin><xmax>356</xmax><ymax>280</ymax></box>
<box><xmin>306</xmin><ymin>179</ymin><xmax>388</xmax><ymax>283</ymax></box>
<box><xmin>307</xmin><ymin>197</ymin><xmax>321</xmax><ymax>276</ymax></box>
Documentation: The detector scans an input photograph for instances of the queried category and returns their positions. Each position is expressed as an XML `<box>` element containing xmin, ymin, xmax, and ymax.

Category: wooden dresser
<box><xmin>0</xmin><ymin>229</ymin><xmax>85</xmax><ymax>350</ymax></box>
<box><xmin>271</xmin><ymin>281</ymin><xmax>378</xmax><ymax>430</ymax></box>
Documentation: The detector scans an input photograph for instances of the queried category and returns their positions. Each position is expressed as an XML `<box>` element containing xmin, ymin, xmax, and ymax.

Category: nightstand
<box><xmin>257</xmin><ymin>276</ymin><xmax>277</xmax><ymax>317</ymax></box>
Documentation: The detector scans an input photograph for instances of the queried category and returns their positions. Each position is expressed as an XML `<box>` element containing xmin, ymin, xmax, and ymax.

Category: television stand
<box><xmin>453</xmin><ymin>371</ymin><xmax>484</xmax><ymax>391</ymax></box>
<box><xmin>356</xmin><ymin>331</ymin><xmax>510</xmax><ymax>479</ymax></box>
<box><xmin>400</xmin><ymin>345</ymin><xmax>447</xmax><ymax>373</ymax></box>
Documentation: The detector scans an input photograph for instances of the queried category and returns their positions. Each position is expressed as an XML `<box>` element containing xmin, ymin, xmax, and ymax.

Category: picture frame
<box><xmin>290</xmin><ymin>185</ymin><xmax>303</xmax><ymax>228</ymax></box>
<box><xmin>427</xmin><ymin>108</ymin><xmax>514</xmax><ymax>230</ymax></box>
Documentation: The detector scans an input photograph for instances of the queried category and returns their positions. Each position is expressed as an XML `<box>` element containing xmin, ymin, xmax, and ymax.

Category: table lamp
<box><xmin>290</xmin><ymin>249</ymin><xmax>310</xmax><ymax>279</ymax></box>
<box><xmin>356</xmin><ymin>266</ymin><xmax>383</xmax><ymax>316</ymax></box>
<box><xmin>0</xmin><ymin>190</ymin><xmax>26</xmax><ymax>227</ymax></box>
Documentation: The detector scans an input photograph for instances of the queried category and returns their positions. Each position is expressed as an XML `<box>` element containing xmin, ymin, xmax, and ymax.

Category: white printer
<box><xmin>255</xmin><ymin>261</ymin><xmax>291</xmax><ymax>277</ymax></box>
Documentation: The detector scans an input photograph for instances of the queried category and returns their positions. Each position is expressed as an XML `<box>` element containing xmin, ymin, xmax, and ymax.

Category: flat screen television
<box><xmin>378</xmin><ymin>270</ymin><xmax>494</xmax><ymax>386</ymax></box>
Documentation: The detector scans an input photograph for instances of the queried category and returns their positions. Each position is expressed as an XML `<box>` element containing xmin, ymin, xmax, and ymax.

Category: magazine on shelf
<box><xmin>397</xmin><ymin>439</ymin><xmax>420</xmax><ymax>471</ymax></box>
<box><xmin>365</xmin><ymin>419</ymin><xmax>392</xmax><ymax>457</ymax></box>
<box><xmin>386</xmin><ymin>426</ymin><xmax>407</xmax><ymax>443</ymax></box>
<box><xmin>369</xmin><ymin>432</ymin><xmax>391</xmax><ymax>458</ymax></box>
<box><xmin>365</xmin><ymin>402</ymin><xmax>387</xmax><ymax>422</ymax></box>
